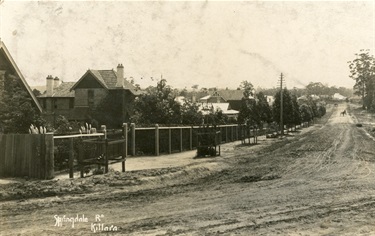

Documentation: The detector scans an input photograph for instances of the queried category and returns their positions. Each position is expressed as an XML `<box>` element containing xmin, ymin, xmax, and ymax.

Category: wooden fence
<box><xmin>53</xmin><ymin>133</ymin><xmax>105</xmax><ymax>178</ymax></box>
<box><xmin>127</xmin><ymin>124</ymin><xmax>264</xmax><ymax>156</ymax></box>
<box><xmin>54</xmin><ymin>122</ymin><xmax>310</xmax><ymax>178</ymax></box>
<box><xmin>0</xmin><ymin>134</ymin><xmax>54</xmax><ymax>179</ymax></box>
<box><xmin>0</xmin><ymin>123</ymin><xmax>308</xmax><ymax>180</ymax></box>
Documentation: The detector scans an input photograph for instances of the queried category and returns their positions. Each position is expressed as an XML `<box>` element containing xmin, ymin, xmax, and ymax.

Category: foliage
<box><xmin>53</xmin><ymin>115</ymin><xmax>81</xmax><ymax>135</ymax></box>
<box><xmin>0</xmin><ymin>74</ymin><xmax>45</xmax><ymax>133</ymax></box>
<box><xmin>132</xmin><ymin>79</ymin><xmax>181</xmax><ymax>125</ymax></box>
<box><xmin>272</xmin><ymin>88</ymin><xmax>294</xmax><ymax>126</ymax></box>
<box><xmin>54</xmin><ymin>115</ymin><xmax>71</xmax><ymax>134</ymax></box>
<box><xmin>239</xmin><ymin>97</ymin><xmax>258</xmax><ymax>126</ymax></box>
<box><xmin>299</xmin><ymin>104</ymin><xmax>313</xmax><ymax>123</ymax></box>
<box><xmin>256</xmin><ymin>92</ymin><xmax>273</xmax><ymax>124</ymax></box>
<box><xmin>238</xmin><ymin>82</ymin><xmax>273</xmax><ymax>127</ymax></box>
<box><xmin>307</xmin><ymin>96</ymin><xmax>319</xmax><ymax>118</ymax></box>
<box><xmin>298</xmin><ymin>96</ymin><xmax>326</xmax><ymax>121</ymax></box>
<box><xmin>258</xmin><ymin>84</ymin><xmax>352</xmax><ymax>100</ymax></box>
<box><xmin>348</xmin><ymin>50</ymin><xmax>375</xmax><ymax>109</ymax></box>
<box><xmin>305</xmin><ymin>82</ymin><xmax>329</xmax><ymax>96</ymax></box>
<box><xmin>90</xmin><ymin>90</ymin><xmax>124</xmax><ymax>129</ymax></box>
<box><xmin>238</xmin><ymin>81</ymin><xmax>255</xmax><ymax>125</ymax></box>
<box><xmin>180</xmin><ymin>100</ymin><xmax>204</xmax><ymax>125</ymax></box>
<box><xmin>32</xmin><ymin>88</ymin><xmax>41</xmax><ymax>97</ymax></box>
<box><xmin>291</xmin><ymin>94</ymin><xmax>302</xmax><ymax>126</ymax></box>
<box><xmin>204</xmin><ymin>109</ymin><xmax>229</xmax><ymax>125</ymax></box>
<box><xmin>240</xmin><ymin>80</ymin><xmax>254</xmax><ymax>98</ymax></box>
<box><xmin>317</xmin><ymin>103</ymin><xmax>326</xmax><ymax>117</ymax></box>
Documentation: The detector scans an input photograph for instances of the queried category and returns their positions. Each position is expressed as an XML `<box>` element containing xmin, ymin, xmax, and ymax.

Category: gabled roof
<box><xmin>0</xmin><ymin>40</ymin><xmax>42</xmax><ymax>112</ymax></box>
<box><xmin>198</xmin><ymin>102</ymin><xmax>239</xmax><ymax>115</ymax></box>
<box><xmin>71</xmin><ymin>69</ymin><xmax>141</xmax><ymax>95</ymax></box>
<box><xmin>216</xmin><ymin>90</ymin><xmax>244</xmax><ymax>101</ymax></box>
<box><xmin>199</xmin><ymin>90</ymin><xmax>245</xmax><ymax>102</ymax></box>
<box><xmin>38</xmin><ymin>82</ymin><xmax>75</xmax><ymax>98</ymax></box>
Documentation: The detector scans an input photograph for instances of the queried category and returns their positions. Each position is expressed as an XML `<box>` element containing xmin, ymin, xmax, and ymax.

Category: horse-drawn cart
<box><xmin>196</xmin><ymin>126</ymin><xmax>221</xmax><ymax>157</ymax></box>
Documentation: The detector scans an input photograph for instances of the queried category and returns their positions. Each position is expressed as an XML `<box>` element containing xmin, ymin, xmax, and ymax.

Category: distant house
<box><xmin>198</xmin><ymin>102</ymin><xmax>239</xmax><ymax>119</ymax></box>
<box><xmin>38</xmin><ymin>64</ymin><xmax>141</xmax><ymax>127</ymax></box>
<box><xmin>38</xmin><ymin>78</ymin><xmax>76</xmax><ymax>124</ymax></box>
<box><xmin>0</xmin><ymin>40</ymin><xmax>42</xmax><ymax>113</ymax></box>
<box><xmin>332</xmin><ymin>93</ymin><xmax>346</xmax><ymax>101</ymax></box>
<box><xmin>199</xmin><ymin>91</ymin><xmax>226</xmax><ymax>103</ymax></box>
<box><xmin>198</xmin><ymin>90</ymin><xmax>245</xmax><ymax>110</ymax></box>
<box><xmin>196</xmin><ymin>90</ymin><xmax>244</xmax><ymax>119</ymax></box>
<box><xmin>216</xmin><ymin>90</ymin><xmax>244</xmax><ymax>111</ymax></box>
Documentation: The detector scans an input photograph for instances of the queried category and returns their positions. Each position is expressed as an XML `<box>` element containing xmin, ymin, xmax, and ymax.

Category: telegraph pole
<box><xmin>279</xmin><ymin>73</ymin><xmax>284</xmax><ymax>136</ymax></box>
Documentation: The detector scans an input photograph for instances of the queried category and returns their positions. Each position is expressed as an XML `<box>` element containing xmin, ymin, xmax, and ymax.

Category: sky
<box><xmin>0</xmin><ymin>0</ymin><xmax>374</xmax><ymax>90</ymax></box>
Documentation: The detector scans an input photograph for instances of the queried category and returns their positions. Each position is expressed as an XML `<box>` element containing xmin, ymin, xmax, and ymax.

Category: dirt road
<box><xmin>2</xmin><ymin>103</ymin><xmax>375</xmax><ymax>235</ymax></box>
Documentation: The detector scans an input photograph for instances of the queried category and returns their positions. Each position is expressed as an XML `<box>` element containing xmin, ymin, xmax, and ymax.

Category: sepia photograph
<box><xmin>0</xmin><ymin>0</ymin><xmax>374</xmax><ymax>235</ymax></box>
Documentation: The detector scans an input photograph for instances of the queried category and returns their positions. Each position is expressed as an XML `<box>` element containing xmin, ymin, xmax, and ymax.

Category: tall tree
<box><xmin>132</xmin><ymin>79</ymin><xmax>181</xmax><ymax>125</ymax></box>
<box><xmin>90</xmin><ymin>90</ymin><xmax>124</xmax><ymax>128</ymax></box>
<box><xmin>240</xmin><ymin>80</ymin><xmax>254</xmax><ymax>98</ymax></box>
<box><xmin>256</xmin><ymin>91</ymin><xmax>273</xmax><ymax>125</ymax></box>
<box><xmin>348</xmin><ymin>50</ymin><xmax>375</xmax><ymax>109</ymax></box>
<box><xmin>273</xmin><ymin>88</ymin><xmax>293</xmax><ymax>128</ymax></box>
<box><xmin>306</xmin><ymin>82</ymin><xmax>325</xmax><ymax>96</ymax></box>
<box><xmin>300</xmin><ymin>104</ymin><xmax>313</xmax><ymax>124</ymax></box>
<box><xmin>291</xmin><ymin>94</ymin><xmax>301</xmax><ymax>129</ymax></box>
<box><xmin>180</xmin><ymin>100</ymin><xmax>203</xmax><ymax>125</ymax></box>
<box><xmin>238</xmin><ymin>81</ymin><xmax>256</xmax><ymax>125</ymax></box>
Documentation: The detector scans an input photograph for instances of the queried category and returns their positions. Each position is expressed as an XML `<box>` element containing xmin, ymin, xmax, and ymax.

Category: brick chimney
<box><xmin>53</xmin><ymin>76</ymin><xmax>60</xmax><ymax>89</ymax></box>
<box><xmin>46</xmin><ymin>75</ymin><xmax>54</xmax><ymax>96</ymax></box>
<box><xmin>116</xmin><ymin>64</ymin><xmax>124</xmax><ymax>87</ymax></box>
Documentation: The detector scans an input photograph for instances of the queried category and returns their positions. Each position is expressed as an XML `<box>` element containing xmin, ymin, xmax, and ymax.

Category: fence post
<box><xmin>131</xmin><ymin>123</ymin><xmax>136</xmax><ymax>156</ymax></box>
<box><xmin>155</xmin><ymin>124</ymin><xmax>159</xmax><ymax>156</ymax></box>
<box><xmin>44</xmin><ymin>134</ymin><xmax>54</xmax><ymax>179</ymax></box>
<box><xmin>231</xmin><ymin>126</ymin><xmax>234</xmax><ymax>141</ymax></box>
<box><xmin>69</xmin><ymin>137</ymin><xmax>74</xmax><ymax>178</ymax></box>
<box><xmin>168</xmin><ymin>128</ymin><xmax>172</xmax><ymax>154</ymax></box>
<box><xmin>189</xmin><ymin>127</ymin><xmax>193</xmax><ymax>150</ymax></box>
<box><xmin>78</xmin><ymin>141</ymin><xmax>84</xmax><ymax>178</ymax></box>
<box><xmin>122</xmin><ymin>123</ymin><xmax>127</xmax><ymax>172</ymax></box>
<box><xmin>225</xmin><ymin>126</ymin><xmax>228</xmax><ymax>143</ymax></box>
<box><xmin>104</xmin><ymin>139</ymin><xmax>108</xmax><ymax>173</ymax></box>
<box><xmin>180</xmin><ymin>128</ymin><xmax>183</xmax><ymax>152</ymax></box>
<box><xmin>101</xmin><ymin>125</ymin><xmax>107</xmax><ymax>139</ymax></box>
<box><xmin>123</xmin><ymin>123</ymin><xmax>128</xmax><ymax>157</ymax></box>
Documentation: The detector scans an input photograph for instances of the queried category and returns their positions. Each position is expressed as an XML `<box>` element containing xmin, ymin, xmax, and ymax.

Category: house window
<box><xmin>88</xmin><ymin>90</ymin><xmax>94</xmax><ymax>107</ymax></box>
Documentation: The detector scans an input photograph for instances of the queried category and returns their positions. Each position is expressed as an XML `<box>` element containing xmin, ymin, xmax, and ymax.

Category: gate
<box><xmin>78</xmin><ymin>137</ymin><xmax>126</xmax><ymax>177</ymax></box>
